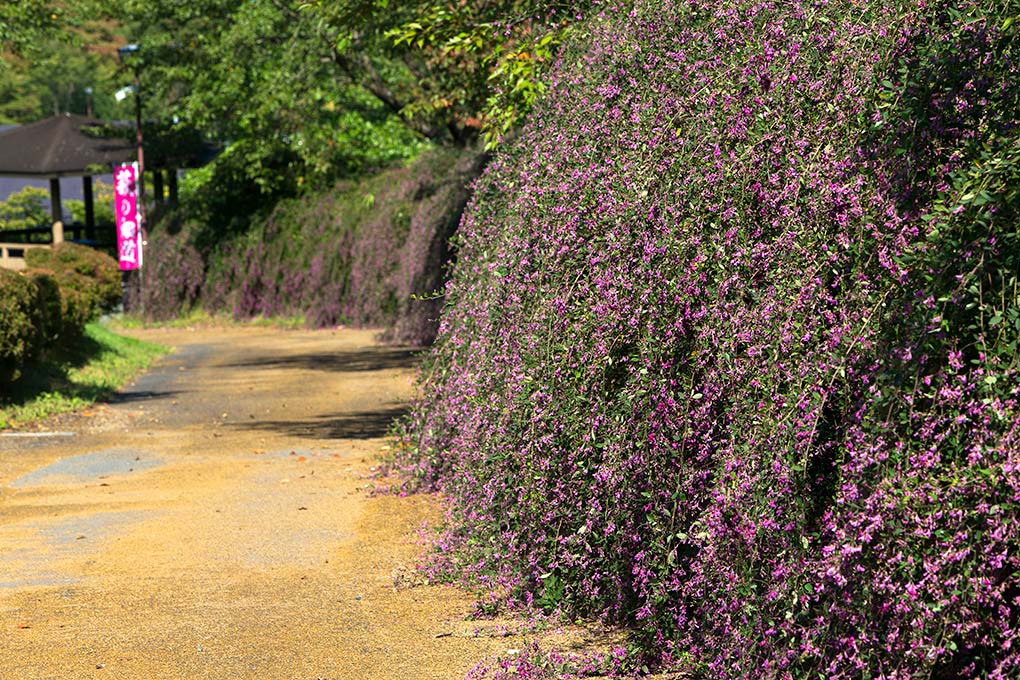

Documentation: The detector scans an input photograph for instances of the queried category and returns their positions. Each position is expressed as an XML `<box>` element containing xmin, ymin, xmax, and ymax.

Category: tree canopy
<box><xmin>1</xmin><ymin>1</ymin><xmax>129</xmax><ymax>124</ymax></box>
<box><xmin>1</xmin><ymin>0</ymin><xmax>592</xmax><ymax>224</ymax></box>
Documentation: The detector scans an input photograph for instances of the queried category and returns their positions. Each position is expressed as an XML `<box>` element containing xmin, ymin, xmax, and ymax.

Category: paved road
<box><xmin>0</xmin><ymin>326</ymin><xmax>508</xmax><ymax>679</ymax></box>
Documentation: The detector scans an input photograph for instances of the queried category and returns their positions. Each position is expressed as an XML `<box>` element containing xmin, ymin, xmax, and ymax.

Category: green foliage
<box><xmin>109</xmin><ymin>0</ymin><xmax>586</xmax><ymax>210</ymax></box>
<box><xmin>0</xmin><ymin>320</ymin><xmax>168</xmax><ymax>429</ymax></box>
<box><xmin>2</xmin><ymin>243</ymin><xmax>121</xmax><ymax>387</ymax></box>
<box><xmin>22</xmin><ymin>269</ymin><xmax>63</xmax><ymax>345</ymax></box>
<box><xmin>305</xmin><ymin>0</ymin><xmax>590</xmax><ymax>148</ymax></box>
<box><xmin>25</xmin><ymin>242</ymin><xmax>122</xmax><ymax>318</ymax></box>
<box><xmin>0</xmin><ymin>0</ymin><xmax>61</xmax><ymax>54</ymax></box>
<box><xmin>0</xmin><ymin>59</ymin><xmax>42</xmax><ymax>122</ymax></box>
<box><xmin>0</xmin><ymin>186</ymin><xmax>49</xmax><ymax>231</ymax></box>
<box><xmin>0</xmin><ymin>268</ymin><xmax>43</xmax><ymax>382</ymax></box>
<box><xmin>25</xmin><ymin>267</ymin><xmax>95</xmax><ymax>343</ymax></box>
<box><xmin>66</xmin><ymin>180</ymin><xmax>116</xmax><ymax>228</ymax></box>
<box><xmin>384</xmin><ymin>0</ymin><xmax>586</xmax><ymax>148</ymax></box>
<box><xmin>113</xmin><ymin>0</ymin><xmax>427</xmax><ymax>203</ymax></box>
<box><xmin>917</xmin><ymin>131</ymin><xmax>1020</xmax><ymax>374</ymax></box>
<box><xmin>1</xmin><ymin>2</ymin><xmax>127</xmax><ymax>124</ymax></box>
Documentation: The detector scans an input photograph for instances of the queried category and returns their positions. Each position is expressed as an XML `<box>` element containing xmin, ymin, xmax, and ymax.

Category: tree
<box><xmin>302</xmin><ymin>0</ymin><xmax>591</xmax><ymax>148</ymax></box>
<box><xmin>0</xmin><ymin>0</ymin><xmax>60</xmax><ymax>55</ymax></box>
<box><xmin>0</xmin><ymin>1</ymin><xmax>128</xmax><ymax>124</ymax></box>
<box><xmin>114</xmin><ymin>0</ymin><xmax>426</xmax><ymax>194</ymax></box>
<box><xmin>0</xmin><ymin>186</ymin><xmax>50</xmax><ymax>231</ymax></box>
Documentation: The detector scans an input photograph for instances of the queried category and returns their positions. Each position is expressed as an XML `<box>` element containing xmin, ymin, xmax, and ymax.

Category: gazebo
<box><xmin>0</xmin><ymin>113</ymin><xmax>220</xmax><ymax>270</ymax></box>
<box><xmin>0</xmin><ymin>113</ymin><xmax>135</xmax><ymax>268</ymax></box>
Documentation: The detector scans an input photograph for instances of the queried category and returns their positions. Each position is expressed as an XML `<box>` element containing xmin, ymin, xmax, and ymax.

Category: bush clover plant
<box><xmin>402</xmin><ymin>1</ymin><xmax>1020</xmax><ymax>677</ymax></box>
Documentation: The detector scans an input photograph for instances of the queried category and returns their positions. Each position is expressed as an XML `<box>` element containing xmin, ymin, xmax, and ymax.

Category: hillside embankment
<box><xmin>142</xmin><ymin>148</ymin><xmax>486</xmax><ymax>347</ymax></box>
<box><xmin>403</xmin><ymin>1</ymin><xmax>1020</xmax><ymax>677</ymax></box>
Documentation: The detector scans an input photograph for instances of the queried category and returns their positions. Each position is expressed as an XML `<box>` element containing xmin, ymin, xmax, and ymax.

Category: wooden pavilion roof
<box><xmin>0</xmin><ymin>113</ymin><xmax>135</xmax><ymax>178</ymax></box>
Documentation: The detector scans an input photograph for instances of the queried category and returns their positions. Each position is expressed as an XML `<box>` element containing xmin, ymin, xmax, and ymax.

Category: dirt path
<box><xmin>0</xmin><ymin>326</ymin><xmax>516</xmax><ymax>679</ymax></box>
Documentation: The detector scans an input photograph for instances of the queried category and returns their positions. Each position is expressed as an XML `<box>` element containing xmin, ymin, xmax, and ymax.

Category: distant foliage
<box><xmin>143</xmin><ymin>148</ymin><xmax>485</xmax><ymax>345</ymax></box>
<box><xmin>67</xmin><ymin>180</ymin><xmax>115</xmax><ymax>229</ymax></box>
<box><xmin>117</xmin><ymin>0</ymin><xmax>428</xmax><ymax>198</ymax></box>
<box><xmin>1</xmin><ymin>2</ymin><xmax>127</xmax><ymax>125</ymax></box>
<box><xmin>0</xmin><ymin>186</ymin><xmax>49</xmax><ymax>231</ymax></box>
<box><xmin>403</xmin><ymin>1</ymin><xmax>1020</xmax><ymax>678</ymax></box>
<box><xmin>138</xmin><ymin>218</ymin><xmax>205</xmax><ymax>322</ymax></box>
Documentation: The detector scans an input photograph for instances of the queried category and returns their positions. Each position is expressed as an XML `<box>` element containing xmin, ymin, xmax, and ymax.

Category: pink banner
<box><xmin>114</xmin><ymin>163</ymin><xmax>142</xmax><ymax>271</ymax></box>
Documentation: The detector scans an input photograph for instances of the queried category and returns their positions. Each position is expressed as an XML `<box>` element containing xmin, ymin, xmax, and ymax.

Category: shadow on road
<box><xmin>225</xmin><ymin>348</ymin><xmax>420</xmax><ymax>374</ymax></box>
<box><xmin>107</xmin><ymin>390</ymin><xmax>186</xmax><ymax>405</ymax></box>
<box><xmin>233</xmin><ymin>405</ymin><xmax>410</xmax><ymax>440</ymax></box>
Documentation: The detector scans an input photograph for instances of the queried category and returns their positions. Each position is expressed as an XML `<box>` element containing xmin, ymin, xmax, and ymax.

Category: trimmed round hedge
<box><xmin>25</xmin><ymin>242</ymin><xmax>121</xmax><ymax>317</ymax></box>
<box><xmin>0</xmin><ymin>268</ymin><xmax>43</xmax><ymax>383</ymax></box>
<box><xmin>2</xmin><ymin>244</ymin><xmax>121</xmax><ymax>385</ymax></box>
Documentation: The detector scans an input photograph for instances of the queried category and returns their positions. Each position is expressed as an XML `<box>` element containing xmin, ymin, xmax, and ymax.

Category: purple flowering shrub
<box><xmin>403</xmin><ymin>1</ymin><xmax>1020</xmax><ymax>677</ymax></box>
<box><xmin>140</xmin><ymin>213</ymin><xmax>206</xmax><ymax>321</ymax></box>
<box><xmin>143</xmin><ymin>148</ymin><xmax>484</xmax><ymax>344</ymax></box>
<box><xmin>204</xmin><ymin>148</ymin><xmax>482</xmax><ymax>343</ymax></box>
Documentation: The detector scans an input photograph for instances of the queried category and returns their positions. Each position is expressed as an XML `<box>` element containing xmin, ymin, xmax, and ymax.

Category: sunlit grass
<box><xmin>0</xmin><ymin>321</ymin><xmax>169</xmax><ymax>429</ymax></box>
<box><xmin>110</xmin><ymin>308</ymin><xmax>308</xmax><ymax>330</ymax></box>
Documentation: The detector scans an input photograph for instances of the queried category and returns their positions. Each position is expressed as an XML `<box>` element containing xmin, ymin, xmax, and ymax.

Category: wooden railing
<box><xmin>0</xmin><ymin>242</ymin><xmax>51</xmax><ymax>271</ymax></box>
<box><xmin>1</xmin><ymin>223</ymin><xmax>97</xmax><ymax>241</ymax></box>
<box><xmin>0</xmin><ymin>222</ymin><xmax>115</xmax><ymax>270</ymax></box>
<box><xmin>0</xmin><ymin>222</ymin><xmax>61</xmax><ymax>271</ymax></box>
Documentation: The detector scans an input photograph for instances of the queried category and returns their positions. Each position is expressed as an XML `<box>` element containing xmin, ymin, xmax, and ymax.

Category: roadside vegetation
<box><xmin>140</xmin><ymin>146</ymin><xmax>486</xmax><ymax>346</ymax></box>
<box><xmin>401</xmin><ymin>1</ymin><xmax>1020</xmax><ymax>678</ymax></box>
<box><xmin>111</xmin><ymin>308</ymin><xmax>308</xmax><ymax>331</ymax></box>
<box><xmin>0</xmin><ymin>320</ymin><xmax>167</xmax><ymax>428</ymax></box>
<box><xmin>5</xmin><ymin>1</ymin><xmax>1019</xmax><ymax>678</ymax></box>
<box><xmin>4</xmin><ymin>0</ymin><xmax>578</xmax><ymax>343</ymax></box>
<box><xmin>0</xmin><ymin>243</ymin><xmax>168</xmax><ymax>428</ymax></box>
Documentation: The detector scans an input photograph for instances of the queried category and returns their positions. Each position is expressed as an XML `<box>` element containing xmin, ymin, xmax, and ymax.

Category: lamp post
<box><xmin>117</xmin><ymin>43</ymin><xmax>146</xmax><ymax>312</ymax></box>
<box><xmin>117</xmin><ymin>44</ymin><xmax>145</xmax><ymax>215</ymax></box>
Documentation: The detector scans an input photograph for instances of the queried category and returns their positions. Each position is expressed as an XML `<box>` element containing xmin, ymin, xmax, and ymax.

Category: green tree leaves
<box><xmin>1</xmin><ymin>1</ymin><xmax>129</xmax><ymax>124</ymax></box>
<box><xmin>0</xmin><ymin>186</ymin><xmax>49</xmax><ymax>231</ymax></box>
<box><xmin>116</xmin><ymin>0</ymin><xmax>426</xmax><ymax>194</ymax></box>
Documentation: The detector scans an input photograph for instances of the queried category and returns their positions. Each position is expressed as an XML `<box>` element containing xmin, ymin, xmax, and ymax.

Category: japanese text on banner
<box><xmin>114</xmin><ymin>163</ymin><xmax>142</xmax><ymax>271</ymax></box>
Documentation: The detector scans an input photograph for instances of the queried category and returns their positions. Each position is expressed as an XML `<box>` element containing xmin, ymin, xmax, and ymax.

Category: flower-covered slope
<box><xmin>406</xmin><ymin>1</ymin><xmax>1020</xmax><ymax>677</ymax></box>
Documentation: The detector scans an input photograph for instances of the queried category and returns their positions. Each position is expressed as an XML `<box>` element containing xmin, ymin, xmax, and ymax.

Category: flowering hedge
<box><xmin>403</xmin><ymin>1</ymin><xmax>1020</xmax><ymax>677</ymax></box>
<box><xmin>142</xmin><ymin>148</ymin><xmax>485</xmax><ymax>345</ymax></box>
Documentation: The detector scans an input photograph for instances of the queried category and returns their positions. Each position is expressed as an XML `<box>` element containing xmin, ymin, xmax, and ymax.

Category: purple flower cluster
<box><xmin>140</xmin><ymin>223</ymin><xmax>205</xmax><ymax>321</ymax></box>
<box><xmin>144</xmin><ymin>149</ymin><xmax>484</xmax><ymax>345</ymax></box>
<box><xmin>404</xmin><ymin>1</ymin><xmax>1020</xmax><ymax>677</ymax></box>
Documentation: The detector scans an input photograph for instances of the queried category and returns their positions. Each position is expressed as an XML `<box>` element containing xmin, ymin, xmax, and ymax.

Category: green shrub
<box><xmin>20</xmin><ymin>269</ymin><xmax>62</xmax><ymax>344</ymax></box>
<box><xmin>25</xmin><ymin>242</ymin><xmax>121</xmax><ymax>316</ymax></box>
<box><xmin>23</xmin><ymin>267</ymin><xmax>98</xmax><ymax>345</ymax></box>
<box><xmin>3</xmin><ymin>245</ymin><xmax>123</xmax><ymax>385</ymax></box>
<box><xmin>0</xmin><ymin>269</ymin><xmax>42</xmax><ymax>383</ymax></box>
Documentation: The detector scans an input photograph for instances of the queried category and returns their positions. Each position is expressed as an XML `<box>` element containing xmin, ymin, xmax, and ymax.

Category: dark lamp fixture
<box><xmin>117</xmin><ymin>44</ymin><xmax>141</xmax><ymax>60</ymax></box>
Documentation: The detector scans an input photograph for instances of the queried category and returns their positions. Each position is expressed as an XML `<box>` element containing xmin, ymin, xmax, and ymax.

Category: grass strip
<box><xmin>0</xmin><ymin>321</ymin><xmax>170</xmax><ymax>429</ymax></box>
<box><xmin>112</xmin><ymin>308</ymin><xmax>307</xmax><ymax>330</ymax></box>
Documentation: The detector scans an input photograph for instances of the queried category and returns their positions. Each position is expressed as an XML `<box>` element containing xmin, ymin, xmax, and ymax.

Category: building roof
<box><xmin>0</xmin><ymin>113</ymin><xmax>136</xmax><ymax>178</ymax></box>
